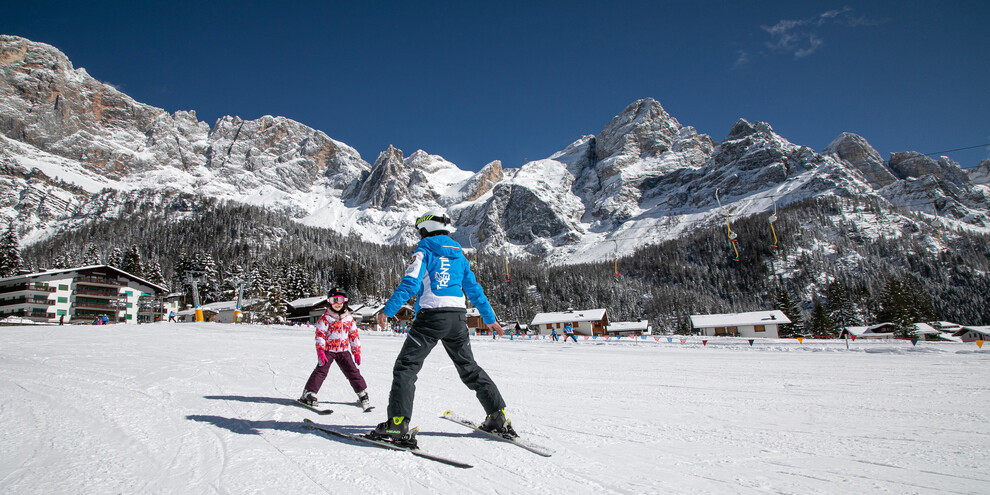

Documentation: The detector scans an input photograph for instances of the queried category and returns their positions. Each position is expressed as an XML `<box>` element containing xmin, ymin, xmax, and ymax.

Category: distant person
<box><xmin>550</xmin><ymin>327</ymin><xmax>558</xmax><ymax>341</ymax></box>
<box><xmin>563</xmin><ymin>324</ymin><xmax>578</xmax><ymax>343</ymax></box>
<box><xmin>59</xmin><ymin>315</ymin><xmax>64</xmax><ymax>325</ymax></box>
<box><xmin>370</xmin><ymin>210</ymin><xmax>515</xmax><ymax>447</ymax></box>
<box><xmin>168</xmin><ymin>311</ymin><xmax>176</xmax><ymax>322</ymax></box>
<box><xmin>299</xmin><ymin>289</ymin><xmax>372</xmax><ymax>412</ymax></box>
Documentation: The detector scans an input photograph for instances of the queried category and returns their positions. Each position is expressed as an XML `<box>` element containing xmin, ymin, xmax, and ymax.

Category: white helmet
<box><xmin>415</xmin><ymin>210</ymin><xmax>453</xmax><ymax>237</ymax></box>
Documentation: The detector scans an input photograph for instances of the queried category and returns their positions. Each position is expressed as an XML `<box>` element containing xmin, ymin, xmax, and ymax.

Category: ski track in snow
<box><xmin>1</xmin><ymin>323</ymin><xmax>988</xmax><ymax>494</ymax></box>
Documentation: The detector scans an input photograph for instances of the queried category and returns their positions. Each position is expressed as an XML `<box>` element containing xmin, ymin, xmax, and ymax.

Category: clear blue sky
<box><xmin>5</xmin><ymin>1</ymin><xmax>989</xmax><ymax>171</ymax></box>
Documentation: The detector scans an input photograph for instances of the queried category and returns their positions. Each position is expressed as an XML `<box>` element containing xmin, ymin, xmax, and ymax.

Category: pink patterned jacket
<box><xmin>315</xmin><ymin>309</ymin><xmax>360</xmax><ymax>357</ymax></box>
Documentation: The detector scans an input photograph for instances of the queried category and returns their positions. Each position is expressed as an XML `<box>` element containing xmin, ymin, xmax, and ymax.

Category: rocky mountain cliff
<box><xmin>2</xmin><ymin>35</ymin><xmax>989</xmax><ymax>265</ymax></box>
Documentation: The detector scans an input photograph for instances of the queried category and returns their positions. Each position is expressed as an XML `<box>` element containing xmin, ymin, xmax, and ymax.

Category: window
<box><xmin>58</xmin><ymin>297</ymin><xmax>67</xmax><ymax>303</ymax></box>
<box><xmin>59</xmin><ymin>285</ymin><xmax>68</xmax><ymax>291</ymax></box>
<box><xmin>754</xmin><ymin>325</ymin><xmax>766</xmax><ymax>332</ymax></box>
<box><xmin>124</xmin><ymin>291</ymin><xmax>133</xmax><ymax>297</ymax></box>
<box><xmin>57</xmin><ymin>309</ymin><xmax>66</xmax><ymax>316</ymax></box>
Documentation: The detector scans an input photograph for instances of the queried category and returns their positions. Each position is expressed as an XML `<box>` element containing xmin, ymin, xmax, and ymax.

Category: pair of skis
<box><xmin>304</xmin><ymin>410</ymin><xmax>553</xmax><ymax>469</ymax></box>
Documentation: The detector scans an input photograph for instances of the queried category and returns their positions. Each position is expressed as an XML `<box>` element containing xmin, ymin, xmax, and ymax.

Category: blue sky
<box><xmin>4</xmin><ymin>1</ymin><xmax>988</xmax><ymax>171</ymax></box>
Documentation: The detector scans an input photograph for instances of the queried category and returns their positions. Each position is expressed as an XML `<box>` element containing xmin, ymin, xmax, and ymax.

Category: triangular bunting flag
<box><xmin>797</xmin><ymin>337</ymin><xmax>804</xmax><ymax>344</ymax></box>
<box><xmin>910</xmin><ymin>338</ymin><xmax>918</xmax><ymax>346</ymax></box>
<box><xmin>604</xmin><ymin>335</ymin><xmax>611</xmax><ymax>340</ymax></box>
<box><xmin>851</xmin><ymin>335</ymin><xmax>857</xmax><ymax>341</ymax></box>
<box><xmin>679</xmin><ymin>338</ymin><xmax>686</xmax><ymax>344</ymax></box>
<box><xmin>616</xmin><ymin>334</ymin><xmax>621</xmax><ymax>339</ymax></box>
<box><xmin>666</xmin><ymin>337</ymin><xmax>672</xmax><ymax>343</ymax></box>
<box><xmin>748</xmin><ymin>339</ymin><xmax>754</xmax><ymax>346</ymax></box>
<box><xmin>654</xmin><ymin>336</ymin><xmax>661</xmax><ymax>342</ymax></box>
<box><xmin>592</xmin><ymin>335</ymin><xmax>598</xmax><ymax>340</ymax></box>
<box><xmin>977</xmin><ymin>340</ymin><xmax>985</xmax><ymax>348</ymax></box>
<box><xmin>702</xmin><ymin>340</ymin><xmax>708</xmax><ymax>346</ymax></box>
<box><xmin>583</xmin><ymin>335</ymin><xmax>589</xmax><ymax>340</ymax></box>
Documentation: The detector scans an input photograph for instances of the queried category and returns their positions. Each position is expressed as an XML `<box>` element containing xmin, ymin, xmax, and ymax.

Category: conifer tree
<box><xmin>825</xmin><ymin>280</ymin><xmax>858</xmax><ymax>328</ymax></box>
<box><xmin>121</xmin><ymin>245</ymin><xmax>143</xmax><ymax>278</ymax></box>
<box><xmin>106</xmin><ymin>247</ymin><xmax>124</xmax><ymax>268</ymax></box>
<box><xmin>144</xmin><ymin>261</ymin><xmax>167</xmax><ymax>288</ymax></box>
<box><xmin>0</xmin><ymin>224</ymin><xmax>22</xmax><ymax>277</ymax></box>
<box><xmin>81</xmin><ymin>244</ymin><xmax>102</xmax><ymax>265</ymax></box>
<box><xmin>806</xmin><ymin>300</ymin><xmax>835</xmax><ymax>337</ymax></box>
<box><xmin>877</xmin><ymin>278</ymin><xmax>915</xmax><ymax>338</ymax></box>
<box><xmin>774</xmin><ymin>287</ymin><xmax>803</xmax><ymax>337</ymax></box>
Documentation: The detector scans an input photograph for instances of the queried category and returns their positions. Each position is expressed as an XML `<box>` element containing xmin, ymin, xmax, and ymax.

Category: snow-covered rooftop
<box><xmin>287</xmin><ymin>295</ymin><xmax>327</xmax><ymax>309</ymax></box>
<box><xmin>690</xmin><ymin>310</ymin><xmax>790</xmax><ymax>328</ymax></box>
<box><xmin>530</xmin><ymin>309</ymin><xmax>607</xmax><ymax>325</ymax></box>
<box><xmin>0</xmin><ymin>264</ymin><xmax>167</xmax><ymax>293</ymax></box>
<box><xmin>607</xmin><ymin>320</ymin><xmax>650</xmax><ymax>332</ymax></box>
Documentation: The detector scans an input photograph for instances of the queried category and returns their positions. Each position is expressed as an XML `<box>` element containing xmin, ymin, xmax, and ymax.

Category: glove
<box><xmin>317</xmin><ymin>349</ymin><xmax>328</xmax><ymax>367</ymax></box>
<box><xmin>354</xmin><ymin>353</ymin><xmax>361</xmax><ymax>366</ymax></box>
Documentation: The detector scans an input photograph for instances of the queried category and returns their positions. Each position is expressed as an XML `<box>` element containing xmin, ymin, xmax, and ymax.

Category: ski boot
<box><xmin>357</xmin><ymin>390</ymin><xmax>374</xmax><ymax>412</ymax></box>
<box><xmin>480</xmin><ymin>409</ymin><xmax>518</xmax><ymax>438</ymax></box>
<box><xmin>298</xmin><ymin>390</ymin><xmax>318</xmax><ymax>407</ymax></box>
<box><xmin>367</xmin><ymin>416</ymin><xmax>417</xmax><ymax>448</ymax></box>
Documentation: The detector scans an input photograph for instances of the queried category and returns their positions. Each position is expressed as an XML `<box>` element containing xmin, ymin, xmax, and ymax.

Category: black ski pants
<box><xmin>387</xmin><ymin>308</ymin><xmax>506</xmax><ymax>420</ymax></box>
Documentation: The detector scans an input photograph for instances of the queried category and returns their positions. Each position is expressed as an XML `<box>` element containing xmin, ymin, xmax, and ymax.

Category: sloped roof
<box><xmin>608</xmin><ymin>320</ymin><xmax>650</xmax><ymax>332</ymax></box>
<box><xmin>287</xmin><ymin>295</ymin><xmax>327</xmax><ymax>309</ymax></box>
<box><xmin>690</xmin><ymin>310</ymin><xmax>790</xmax><ymax>328</ymax></box>
<box><xmin>202</xmin><ymin>299</ymin><xmax>261</xmax><ymax>311</ymax></box>
<box><xmin>843</xmin><ymin>323</ymin><xmax>896</xmax><ymax>336</ymax></box>
<box><xmin>531</xmin><ymin>309</ymin><xmax>607</xmax><ymax>326</ymax></box>
<box><xmin>0</xmin><ymin>264</ymin><xmax>167</xmax><ymax>293</ymax></box>
<box><xmin>955</xmin><ymin>325</ymin><xmax>990</xmax><ymax>336</ymax></box>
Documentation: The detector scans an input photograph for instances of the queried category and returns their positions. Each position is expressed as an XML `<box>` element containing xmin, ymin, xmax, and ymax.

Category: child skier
<box><xmin>299</xmin><ymin>289</ymin><xmax>373</xmax><ymax>412</ymax></box>
<box><xmin>369</xmin><ymin>210</ymin><xmax>516</xmax><ymax>447</ymax></box>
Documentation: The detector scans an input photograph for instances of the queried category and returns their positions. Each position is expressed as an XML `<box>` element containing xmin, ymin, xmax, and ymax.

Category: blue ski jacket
<box><xmin>383</xmin><ymin>235</ymin><xmax>497</xmax><ymax>325</ymax></box>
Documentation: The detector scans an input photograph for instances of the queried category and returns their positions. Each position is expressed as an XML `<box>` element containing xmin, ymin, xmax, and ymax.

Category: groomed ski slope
<box><xmin>1</xmin><ymin>322</ymin><xmax>987</xmax><ymax>494</ymax></box>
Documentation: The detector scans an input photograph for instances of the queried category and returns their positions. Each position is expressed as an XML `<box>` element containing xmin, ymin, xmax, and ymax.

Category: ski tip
<box><xmin>443</xmin><ymin>410</ymin><xmax>451</xmax><ymax>415</ymax></box>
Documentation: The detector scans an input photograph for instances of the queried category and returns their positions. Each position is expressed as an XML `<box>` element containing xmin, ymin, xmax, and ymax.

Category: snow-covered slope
<box><xmin>1</xmin><ymin>323</ymin><xmax>987</xmax><ymax>494</ymax></box>
<box><xmin>3</xmin><ymin>34</ymin><xmax>989</xmax><ymax>263</ymax></box>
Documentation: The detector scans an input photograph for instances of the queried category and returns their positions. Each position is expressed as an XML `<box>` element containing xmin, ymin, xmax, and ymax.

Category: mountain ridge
<box><xmin>2</xmin><ymin>34</ymin><xmax>989</xmax><ymax>266</ymax></box>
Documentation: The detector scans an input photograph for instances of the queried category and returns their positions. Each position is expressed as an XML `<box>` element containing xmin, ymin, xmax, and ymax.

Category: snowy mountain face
<box><xmin>2</xmin><ymin>35</ymin><xmax>989</xmax><ymax>261</ymax></box>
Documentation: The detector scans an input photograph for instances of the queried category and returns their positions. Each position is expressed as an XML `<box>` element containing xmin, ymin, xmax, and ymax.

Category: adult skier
<box><xmin>563</xmin><ymin>324</ymin><xmax>578</xmax><ymax>343</ymax></box>
<box><xmin>299</xmin><ymin>289</ymin><xmax>372</xmax><ymax>412</ymax></box>
<box><xmin>369</xmin><ymin>210</ymin><xmax>516</xmax><ymax>446</ymax></box>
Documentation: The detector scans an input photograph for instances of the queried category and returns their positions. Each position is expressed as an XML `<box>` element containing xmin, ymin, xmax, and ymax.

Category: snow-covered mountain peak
<box><xmin>3</xmin><ymin>35</ymin><xmax>989</xmax><ymax>265</ymax></box>
<box><xmin>596</xmin><ymin>98</ymin><xmax>682</xmax><ymax>160</ymax></box>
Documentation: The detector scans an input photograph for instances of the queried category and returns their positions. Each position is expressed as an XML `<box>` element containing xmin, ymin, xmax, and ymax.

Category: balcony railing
<box><xmin>74</xmin><ymin>288</ymin><xmax>120</xmax><ymax>298</ymax></box>
<box><xmin>0</xmin><ymin>283</ymin><xmax>56</xmax><ymax>295</ymax></box>
<box><xmin>72</xmin><ymin>302</ymin><xmax>121</xmax><ymax>311</ymax></box>
<box><xmin>75</xmin><ymin>276</ymin><xmax>125</xmax><ymax>288</ymax></box>
<box><xmin>0</xmin><ymin>297</ymin><xmax>54</xmax><ymax>307</ymax></box>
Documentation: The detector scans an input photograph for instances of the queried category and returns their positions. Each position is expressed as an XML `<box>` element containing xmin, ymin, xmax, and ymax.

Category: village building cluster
<box><xmin>2</xmin><ymin>264</ymin><xmax>987</xmax><ymax>342</ymax></box>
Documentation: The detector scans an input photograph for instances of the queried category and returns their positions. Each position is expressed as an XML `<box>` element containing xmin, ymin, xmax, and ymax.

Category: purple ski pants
<box><xmin>304</xmin><ymin>351</ymin><xmax>367</xmax><ymax>394</ymax></box>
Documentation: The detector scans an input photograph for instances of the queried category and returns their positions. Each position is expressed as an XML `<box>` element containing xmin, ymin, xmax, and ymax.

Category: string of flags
<box><xmin>461</xmin><ymin>331</ymin><xmax>986</xmax><ymax>349</ymax></box>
